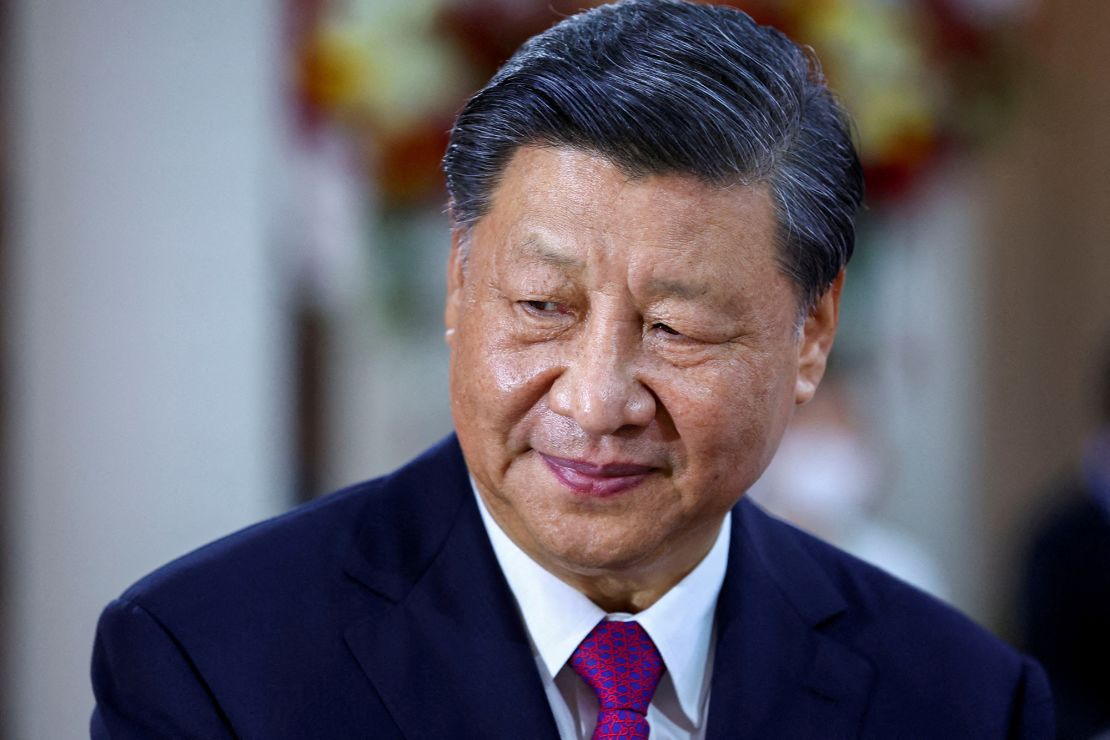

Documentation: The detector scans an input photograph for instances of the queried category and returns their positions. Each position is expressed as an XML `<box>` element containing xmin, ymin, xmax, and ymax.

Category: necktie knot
<box><xmin>570</xmin><ymin>620</ymin><xmax>665</xmax><ymax>739</ymax></box>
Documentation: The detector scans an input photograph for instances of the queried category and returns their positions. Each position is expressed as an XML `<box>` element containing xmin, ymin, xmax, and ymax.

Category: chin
<box><xmin>537</xmin><ymin>522</ymin><xmax>662</xmax><ymax>575</ymax></box>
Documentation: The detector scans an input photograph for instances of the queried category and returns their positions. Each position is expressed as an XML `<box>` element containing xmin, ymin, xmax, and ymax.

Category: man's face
<box><xmin>446</xmin><ymin>146</ymin><xmax>840</xmax><ymax>600</ymax></box>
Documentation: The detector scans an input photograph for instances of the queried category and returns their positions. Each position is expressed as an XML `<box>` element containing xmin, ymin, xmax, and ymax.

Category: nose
<box><xmin>548</xmin><ymin>316</ymin><xmax>656</xmax><ymax>435</ymax></box>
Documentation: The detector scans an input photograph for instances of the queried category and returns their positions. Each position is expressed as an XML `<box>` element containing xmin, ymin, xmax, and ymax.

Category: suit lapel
<box><xmin>707</xmin><ymin>500</ymin><xmax>874</xmax><ymax>739</ymax></box>
<box><xmin>341</xmin><ymin>437</ymin><xmax>560</xmax><ymax>739</ymax></box>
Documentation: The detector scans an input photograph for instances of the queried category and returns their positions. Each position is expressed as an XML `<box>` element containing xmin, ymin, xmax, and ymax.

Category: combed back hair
<box><xmin>442</xmin><ymin>0</ymin><xmax>864</xmax><ymax>310</ymax></box>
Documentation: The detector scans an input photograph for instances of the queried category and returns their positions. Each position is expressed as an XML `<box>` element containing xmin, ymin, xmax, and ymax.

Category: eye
<box><xmin>652</xmin><ymin>322</ymin><xmax>681</xmax><ymax>336</ymax></box>
<box><xmin>521</xmin><ymin>300</ymin><xmax>570</xmax><ymax>316</ymax></box>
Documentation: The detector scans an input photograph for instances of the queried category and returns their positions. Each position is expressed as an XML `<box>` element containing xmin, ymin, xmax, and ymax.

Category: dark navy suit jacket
<box><xmin>91</xmin><ymin>436</ymin><xmax>1053</xmax><ymax>738</ymax></box>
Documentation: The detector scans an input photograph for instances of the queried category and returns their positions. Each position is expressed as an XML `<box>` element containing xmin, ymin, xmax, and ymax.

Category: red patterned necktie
<box><xmin>570</xmin><ymin>619</ymin><xmax>666</xmax><ymax>740</ymax></box>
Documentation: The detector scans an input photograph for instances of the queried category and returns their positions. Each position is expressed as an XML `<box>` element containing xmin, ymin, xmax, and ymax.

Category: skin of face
<box><xmin>445</xmin><ymin>146</ymin><xmax>843</xmax><ymax>613</ymax></box>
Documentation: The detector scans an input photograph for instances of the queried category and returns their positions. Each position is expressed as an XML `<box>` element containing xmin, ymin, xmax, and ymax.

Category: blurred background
<box><xmin>2</xmin><ymin>0</ymin><xmax>1109</xmax><ymax>737</ymax></box>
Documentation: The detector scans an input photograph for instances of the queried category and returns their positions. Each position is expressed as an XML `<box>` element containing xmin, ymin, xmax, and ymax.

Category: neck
<box><xmin>563</xmin><ymin>573</ymin><xmax>682</xmax><ymax>614</ymax></box>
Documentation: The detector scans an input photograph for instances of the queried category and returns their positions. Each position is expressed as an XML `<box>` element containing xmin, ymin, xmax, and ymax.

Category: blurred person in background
<box><xmin>1020</xmin><ymin>336</ymin><xmax>1110</xmax><ymax>740</ymax></box>
<box><xmin>749</xmin><ymin>372</ymin><xmax>951</xmax><ymax>601</ymax></box>
<box><xmin>89</xmin><ymin>1</ymin><xmax>1052</xmax><ymax>737</ymax></box>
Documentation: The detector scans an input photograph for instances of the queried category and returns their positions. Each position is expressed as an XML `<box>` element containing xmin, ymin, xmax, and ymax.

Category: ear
<box><xmin>444</xmin><ymin>228</ymin><xmax>467</xmax><ymax>347</ymax></box>
<box><xmin>795</xmin><ymin>269</ymin><xmax>844</xmax><ymax>405</ymax></box>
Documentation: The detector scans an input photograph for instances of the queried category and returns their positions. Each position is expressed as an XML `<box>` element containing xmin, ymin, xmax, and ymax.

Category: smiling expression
<box><xmin>446</xmin><ymin>146</ymin><xmax>841</xmax><ymax>608</ymax></box>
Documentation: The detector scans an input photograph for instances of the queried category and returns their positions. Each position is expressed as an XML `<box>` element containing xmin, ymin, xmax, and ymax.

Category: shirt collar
<box><xmin>473</xmin><ymin>480</ymin><xmax>731</xmax><ymax>726</ymax></box>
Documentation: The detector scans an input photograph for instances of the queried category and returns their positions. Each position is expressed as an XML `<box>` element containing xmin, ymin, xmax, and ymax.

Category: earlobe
<box><xmin>794</xmin><ymin>269</ymin><xmax>844</xmax><ymax>405</ymax></box>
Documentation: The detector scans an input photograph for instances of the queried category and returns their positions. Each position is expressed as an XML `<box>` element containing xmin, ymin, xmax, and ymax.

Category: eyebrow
<box><xmin>512</xmin><ymin>235</ymin><xmax>584</xmax><ymax>272</ymax></box>
<box><xmin>643</xmin><ymin>276</ymin><xmax>711</xmax><ymax>301</ymax></box>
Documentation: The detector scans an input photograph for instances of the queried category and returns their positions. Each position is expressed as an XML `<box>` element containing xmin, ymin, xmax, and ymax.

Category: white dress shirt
<box><xmin>474</xmin><ymin>484</ymin><xmax>731</xmax><ymax>740</ymax></box>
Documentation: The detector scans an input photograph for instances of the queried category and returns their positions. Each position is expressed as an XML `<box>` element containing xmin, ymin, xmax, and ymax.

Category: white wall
<box><xmin>870</xmin><ymin>167</ymin><xmax>984</xmax><ymax>616</ymax></box>
<box><xmin>4</xmin><ymin>2</ymin><xmax>290</xmax><ymax>737</ymax></box>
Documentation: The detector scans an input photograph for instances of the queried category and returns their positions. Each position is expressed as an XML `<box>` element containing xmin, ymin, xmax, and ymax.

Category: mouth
<box><xmin>538</xmin><ymin>453</ymin><xmax>655</xmax><ymax>497</ymax></box>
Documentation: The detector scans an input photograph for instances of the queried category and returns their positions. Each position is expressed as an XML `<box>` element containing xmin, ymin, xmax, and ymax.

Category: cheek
<box><xmin>451</xmin><ymin>313</ymin><xmax>564</xmax><ymax>442</ymax></box>
<box><xmin>663</xmin><ymin>356</ymin><xmax>795</xmax><ymax>482</ymax></box>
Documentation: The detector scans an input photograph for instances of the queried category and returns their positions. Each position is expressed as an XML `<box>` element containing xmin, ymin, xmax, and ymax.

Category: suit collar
<box><xmin>733</xmin><ymin>497</ymin><xmax>847</xmax><ymax>626</ymax></box>
<box><xmin>342</xmin><ymin>436</ymin><xmax>560</xmax><ymax>739</ymax></box>
<box><xmin>706</xmin><ymin>499</ymin><xmax>874</xmax><ymax>738</ymax></box>
<box><xmin>340</xmin><ymin>438</ymin><xmax>471</xmax><ymax>603</ymax></box>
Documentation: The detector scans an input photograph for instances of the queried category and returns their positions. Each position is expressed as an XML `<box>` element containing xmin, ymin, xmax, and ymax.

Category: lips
<box><xmin>539</xmin><ymin>453</ymin><xmax>654</xmax><ymax>497</ymax></box>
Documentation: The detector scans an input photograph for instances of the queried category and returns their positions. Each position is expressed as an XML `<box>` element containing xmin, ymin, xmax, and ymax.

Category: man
<box><xmin>1020</xmin><ymin>339</ymin><xmax>1110</xmax><ymax>738</ymax></box>
<box><xmin>91</xmin><ymin>1</ymin><xmax>1053</xmax><ymax>737</ymax></box>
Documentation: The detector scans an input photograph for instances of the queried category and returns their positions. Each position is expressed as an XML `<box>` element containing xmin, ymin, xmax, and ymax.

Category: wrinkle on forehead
<box><xmin>500</xmin><ymin>145</ymin><xmax>772</xmax><ymax>226</ymax></box>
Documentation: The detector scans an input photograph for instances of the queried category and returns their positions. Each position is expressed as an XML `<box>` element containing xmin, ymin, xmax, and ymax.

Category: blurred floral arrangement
<box><xmin>294</xmin><ymin>0</ymin><xmax>1034</xmax><ymax>207</ymax></box>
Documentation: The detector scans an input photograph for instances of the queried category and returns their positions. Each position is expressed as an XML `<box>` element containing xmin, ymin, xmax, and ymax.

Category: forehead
<box><xmin>472</xmin><ymin>146</ymin><xmax>783</xmax><ymax>291</ymax></box>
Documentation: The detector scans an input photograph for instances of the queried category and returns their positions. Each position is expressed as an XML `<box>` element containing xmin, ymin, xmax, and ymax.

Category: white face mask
<box><xmin>749</xmin><ymin>423</ymin><xmax>879</xmax><ymax>536</ymax></box>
